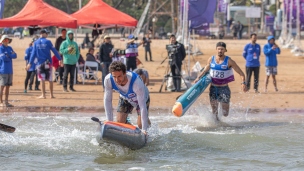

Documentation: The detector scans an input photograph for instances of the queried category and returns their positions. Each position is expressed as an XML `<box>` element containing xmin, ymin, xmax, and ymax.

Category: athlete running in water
<box><xmin>194</xmin><ymin>42</ymin><xmax>247</xmax><ymax>120</ymax></box>
<box><xmin>103</xmin><ymin>61</ymin><xmax>151</xmax><ymax>133</ymax></box>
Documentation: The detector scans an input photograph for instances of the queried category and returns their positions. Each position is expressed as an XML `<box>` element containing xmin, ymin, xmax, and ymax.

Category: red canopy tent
<box><xmin>71</xmin><ymin>0</ymin><xmax>137</xmax><ymax>28</ymax></box>
<box><xmin>0</xmin><ymin>0</ymin><xmax>77</xmax><ymax>28</ymax></box>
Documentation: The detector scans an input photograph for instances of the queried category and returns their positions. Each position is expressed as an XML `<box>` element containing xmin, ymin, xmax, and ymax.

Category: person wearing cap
<box><xmin>133</xmin><ymin>68</ymin><xmax>149</xmax><ymax>86</ymax></box>
<box><xmin>125</xmin><ymin>34</ymin><xmax>143</xmax><ymax>71</ymax></box>
<box><xmin>27</xmin><ymin>29</ymin><xmax>61</xmax><ymax>99</ymax></box>
<box><xmin>98</xmin><ymin>35</ymin><xmax>114</xmax><ymax>88</ymax></box>
<box><xmin>0</xmin><ymin>35</ymin><xmax>17</xmax><ymax>107</ymax></box>
<box><xmin>24</xmin><ymin>37</ymin><xmax>40</xmax><ymax>93</ymax></box>
<box><xmin>54</xmin><ymin>28</ymin><xmax>67</xmax><ymax>84</ymax></box>
<box><xmin>194</xmin><ymin>42</ymin><xmax>247</xmax><ymax>121</ymax></box>
<box><xmin>243</xmin><ymin>33</ymin><xmax>261</xmax><ymax>93</ymax></box>
<box><xmin>263</xmin><ymin>35</ymin><xmax>280</xmax><ymax>92</ymax></box>
<box><xmin>168</xmin><ymin>34</ymin><xmax>186</xmax><ymax>92</ymax></box>
<box><xmin>59</xmin><ymin>30</ymin><xmax>80</xmax><ymax>92</ymax></box>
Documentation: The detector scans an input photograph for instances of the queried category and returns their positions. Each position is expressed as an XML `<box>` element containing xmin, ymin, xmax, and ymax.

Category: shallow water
<box><xmin>1</xmin><ymin>107</ymin><xmax>304</xmax><ymax>170</ymax></box>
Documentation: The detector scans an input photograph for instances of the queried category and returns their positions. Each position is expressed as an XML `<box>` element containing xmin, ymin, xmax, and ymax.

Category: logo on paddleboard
<box><xmin>187</xmin><ymin>89</ymin><xmax>197</xmax><ymax>100</ymax></box>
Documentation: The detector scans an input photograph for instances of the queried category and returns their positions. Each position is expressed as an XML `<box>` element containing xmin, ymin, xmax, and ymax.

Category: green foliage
<box><xmin>269</xmin><ymin>4</ymin><xmax>276</xmax><ymax>16</ymax></box>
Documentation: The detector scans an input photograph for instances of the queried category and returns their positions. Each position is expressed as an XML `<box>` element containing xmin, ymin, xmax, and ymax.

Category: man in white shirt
<box><xmin>103</xmin><ymin>61</ymin><xmax>151</xmax><ymax>133</ymax></box>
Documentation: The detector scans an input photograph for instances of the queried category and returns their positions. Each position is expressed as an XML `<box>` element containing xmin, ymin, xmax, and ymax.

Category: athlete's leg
<box><xmin>117</xmin><ymin>112</ymin><xmax>128</xmax><ymax>123</ymax></box>
<box><xmin>210</xmin><ymin>100</ymin><xmax>219</xmax><ymax>121</ymax></box>
<box><xmin>221</xmin><ymin>102</ymin><xmax>230</xmax><ymax>117</ymax></box>
<box><xmin>272</xmin><ymin>75</ymin><xmax>278</xmax><ymax>91</ymax></box>
<box><xmin>265</xmin><ymin>76</ymin><xmax>270</xmax><ymax>92</ymax></box>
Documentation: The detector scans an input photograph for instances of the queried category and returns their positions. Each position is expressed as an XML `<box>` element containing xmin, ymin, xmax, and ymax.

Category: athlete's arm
<box><xmin>104</xmin><ymin>76</ymin><xmax>114</xmax><ymax>121</ymax></box>
<box><xmin>228</xmin><ymin>58</ymin><xmax>247</xmax><ymax>92</ymax></box>
<box><xmin>194</xmin><ymin>57</ymin><xmax>212</xmax><ymax>83</ymax></box>
<box><xmin>133</xmin><ymin>78</ymin><xmax>149</xmax><ymax>131</ymax></box>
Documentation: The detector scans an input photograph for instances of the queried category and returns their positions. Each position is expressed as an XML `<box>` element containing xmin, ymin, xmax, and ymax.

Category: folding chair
<box><xmin>54</xmin><ymin>71</ymin><xmax>59</xmax><ymax>82</ymax></box>
<box><xmin>83</xmin><ymin>61</ymin><xmax>99</xmax><ymax>85</ymax></box>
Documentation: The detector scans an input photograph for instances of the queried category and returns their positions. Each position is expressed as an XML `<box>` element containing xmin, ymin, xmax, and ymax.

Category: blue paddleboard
<box><xmin>172</xmin><ymin>72</ymin><xmax>211</xmax><ymax>117</ymax></box>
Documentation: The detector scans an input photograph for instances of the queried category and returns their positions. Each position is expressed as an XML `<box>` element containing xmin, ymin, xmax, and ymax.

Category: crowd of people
<box><xmin>0</xmin><ymin>29</ymin><xmax>281</xmax><ymax>135</ymax></box>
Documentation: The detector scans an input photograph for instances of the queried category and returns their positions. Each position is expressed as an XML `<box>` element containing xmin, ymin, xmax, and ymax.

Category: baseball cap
<box><xmin>104</xmin><ymin>35</ymin><xmax>110</xmax><ymax>39</ymax></box>
<box><xmin>216</xmin><ymin>42</ymin><xmax>227</xmax><ymax>51</ymax></box>
<box><xmin>0</xmin><ymin>35</ymin><xmax>12</xmax><ymax>44</ymax></box>
<box><xmin>40</xmin><ymin>29</ymin><xmax>50</xmax><ymax>34</ymax></box>
<box><xmin>128</xmin><ymin>34</ymin><xmax>135</xmax><ymax>39</ymax></box>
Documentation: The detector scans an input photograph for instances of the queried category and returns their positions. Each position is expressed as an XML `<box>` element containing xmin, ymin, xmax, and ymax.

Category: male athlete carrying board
<box><xmin>194</xmin><ymin>42</ymin><xmax>247</xmax><ymax>120</ymax></box>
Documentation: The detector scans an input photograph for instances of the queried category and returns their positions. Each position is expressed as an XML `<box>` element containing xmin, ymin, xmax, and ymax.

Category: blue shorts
<box><xmin>209</xmin><ymin>85</ymin><xmax>231</xmax><ymax>103</ymax></box>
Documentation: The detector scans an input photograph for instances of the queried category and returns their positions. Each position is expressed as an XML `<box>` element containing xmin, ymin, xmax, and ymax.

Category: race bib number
<box><xmin>211</xmin><ymin>70</ymin><xmax>225</xmax><ymax>78</ymax></box>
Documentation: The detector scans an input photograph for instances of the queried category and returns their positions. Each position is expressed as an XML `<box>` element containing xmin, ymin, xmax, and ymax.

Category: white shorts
<box><xmin>266</xmin><ymin>66</ymin><xmax>277</xmax><ymax>76</ymax></box>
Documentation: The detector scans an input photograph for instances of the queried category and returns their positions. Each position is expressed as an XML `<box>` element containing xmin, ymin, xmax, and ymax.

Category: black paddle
<box><xmin>0</xmin><ymin>123</ymin><xmax>16</xmax><ymax>133</ymax></box>
<box><xmin>91</xmin><ymin>117</ymin><xmax>102</xmax><ymax>125</ymax></box>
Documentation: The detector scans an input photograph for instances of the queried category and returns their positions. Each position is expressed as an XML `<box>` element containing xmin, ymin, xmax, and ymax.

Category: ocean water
<box><xmin>1</xmin><ymin>107</ymin><xmax>304</xmax><ymax>171</ymax></box>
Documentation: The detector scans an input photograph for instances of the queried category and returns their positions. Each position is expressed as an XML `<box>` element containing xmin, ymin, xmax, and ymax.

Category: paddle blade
<box><xmin>91</xmin><ymin>117</ymin><xmax>100</xmax><ymax>123</ymax></box>
<box><xmin>0</xmin><ymin>123</ymin><xmax>16</xmax><ymax>133</ymax></box>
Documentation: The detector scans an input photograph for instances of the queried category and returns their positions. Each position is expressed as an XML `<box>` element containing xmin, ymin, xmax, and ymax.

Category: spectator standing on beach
<box><xmin>230</xmin><ymin>21</ymin><xmax>239</xmax><ymax>40</ymax></box>
<box><xmin>99</xmin><ymin>35</ymin><xmax>114</xmax><ymax>88</ymax></box>
<box><xmin>143</xmin><ymin>33</ymin><xmax>153</xmax><ymax>61</ymax></box>
<box><xmin>60</xmin><ymin>30</ymin><xmax>79</xmax><ymax>92</ymax></box>
<box><xmin>125</xmin><ymin>34</ymin><xmax>143</xmax><ymax>71</ymax></box>
<box><xmin>133</xmin><ymin>68</ymin><xmax>149</xmax><ymax>86</ymax></box>
<box><xmin>227</xmin><ymin>17</ymin><xmax>234</xmax><ymax>34</ymax></box>
<box><xmin>263</xmin><ymin>35</ymin><xmax>280</xmax><ymax>92</ymax></box>
<box><xmin>54</xmin><ymin>28</ymin><xmax>66</xmax><ymax>84</ymax></box>
<box><xmin>0</xmin><ymin>35</ymin><xmax>17</xmax><ymax>107</ymax></box>
<box><xmin>27</xmin><ymin>29</ymin><xmax>61</xmax><ymax>99</ymax></box>
<box><xmin>24</xmin><ymin>37</ymin><xmax>40</xmax><ymax>93</ymax></box>
<box><xmin>243</xmin><ymin>33</ymin><xmax>261</xmax><ymax>93</ymax></box>
<box><xmin>237</xmin><ymin>21</ymin><xmax>244</xmax><ymax>40</ymax></box>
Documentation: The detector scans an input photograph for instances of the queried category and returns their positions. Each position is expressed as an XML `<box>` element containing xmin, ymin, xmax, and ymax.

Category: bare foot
<box><xmin>37</xmin><ymin>95</ymin><xmax>46</xmax><ymax>99</ymax></box>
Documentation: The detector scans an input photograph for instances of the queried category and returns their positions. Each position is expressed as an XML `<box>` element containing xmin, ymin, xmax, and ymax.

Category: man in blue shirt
<box><xmin>0</xmin><ymin>35</ymin><xmax>17</xmax><ymax>107</ymax></box>
<box><xmin>26</xmin><ymin>29</ymin><xmax>61</xmax><ymax>99</ymax></box>
<box><xmin>243</xmin><ymin>33</ymin><xmax>261</xmax><ymax>93</ymax></box>
<box><xmin>263</xmin><ymin>35</ymin><xmax>280</xmax><ymax>92</ymax></box>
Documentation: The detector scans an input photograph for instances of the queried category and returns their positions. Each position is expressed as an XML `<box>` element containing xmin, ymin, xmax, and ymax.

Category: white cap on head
<box><xmin>0</xmin><ymin>35</ymin><xmax>12</xmax><ymax>43</ymax></box>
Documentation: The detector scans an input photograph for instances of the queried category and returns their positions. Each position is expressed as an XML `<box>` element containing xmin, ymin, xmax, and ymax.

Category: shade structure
<box><xmin>0</xmin><ymin>0</ymin><xmax>77</xmax><ymax>28</ymax></box>
<box><xmin>71</xmin><ymin>0</ymin><xmax>137</xmax><ymax>27</ymax></box>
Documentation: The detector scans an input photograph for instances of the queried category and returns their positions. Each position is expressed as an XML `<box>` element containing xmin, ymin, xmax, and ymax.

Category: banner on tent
<box><xmin>218</xmin><ymin>0</ymin><xmax>227</xmax><ymax>13</ymax></box>
<box><xmin>192</xmin><ymin>23</ymin><xmax>210</xmax><ymax>36</ymax></box>
<box><xmin>265</xmin><ymin>16</ymin><xmax>275</xmax><ymax>33</ymax></box>
<box><xmin>284</xmin><ymin>0</ymin><xmax>304</xmax><ymax>30</ymax></box>
<box><xmin>0</xmin><ymin>0</ymin><xmax>6</xmax><ymax>19</ymax></box>
<box><xmin>187</xmin><ymin>0</ymin><xmax>217</xmax><ymax>29</ymax></box>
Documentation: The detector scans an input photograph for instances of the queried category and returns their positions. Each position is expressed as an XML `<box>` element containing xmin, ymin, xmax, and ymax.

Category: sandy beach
<box><xmin>3</xmin><ymin>36</ymin><xmax>304</xmax><ymax>113</ymax></box>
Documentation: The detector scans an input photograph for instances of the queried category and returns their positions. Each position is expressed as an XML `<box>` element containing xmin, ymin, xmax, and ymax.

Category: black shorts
<box><xmin>117</xmin><ymin>96</ymin><xmax>150</xmax><ymax>115</ymax></box>
<box><xmin>209</xmin><ymin>85</ymin><xmax>231</xmax><ymax>103</ymax></box>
